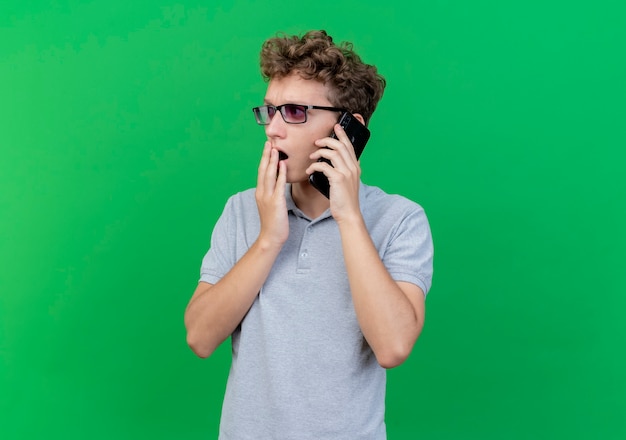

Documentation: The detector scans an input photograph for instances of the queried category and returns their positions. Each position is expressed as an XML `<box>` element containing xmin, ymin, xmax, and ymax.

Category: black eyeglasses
<box><xmin>252</xmin><ymin>104</ymin><xmax>346</xmax><ymax>125</ymax></box>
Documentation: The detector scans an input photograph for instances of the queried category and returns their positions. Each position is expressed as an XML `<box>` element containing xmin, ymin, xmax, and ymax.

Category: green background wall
<box><xmin>1</xmin><ymin>1</ymin><xmax>624</xmax><ymax>438</ymax></box>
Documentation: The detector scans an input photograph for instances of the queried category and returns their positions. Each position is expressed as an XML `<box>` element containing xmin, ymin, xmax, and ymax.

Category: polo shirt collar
<box><xmin>285</xmin><ymin>182</ymin><xmax>369</xmax><ymax>220</ymax></box>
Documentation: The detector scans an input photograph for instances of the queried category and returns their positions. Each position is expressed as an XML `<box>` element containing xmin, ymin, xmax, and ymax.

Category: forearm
<box><xmin>184</xmin><ymin>238</ymin><xmax>282</xmax><ymax>358</ymax></box>
<box><xmin>338</xmin><ymin>216</ymin><xmax>424</xmax><ymax>368</ymax></box>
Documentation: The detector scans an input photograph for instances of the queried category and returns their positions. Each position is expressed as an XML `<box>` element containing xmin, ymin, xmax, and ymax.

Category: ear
<box><xmin>353</xmin><ymin>113</ymin><xmax>366</xmax><ymax>126</ymax></box>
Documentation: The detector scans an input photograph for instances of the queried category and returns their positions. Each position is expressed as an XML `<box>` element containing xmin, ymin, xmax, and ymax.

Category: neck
<box><xmin>291</xmin><ymin>181</ymin><xmax>331</xmax><ymax>219</ymax></box>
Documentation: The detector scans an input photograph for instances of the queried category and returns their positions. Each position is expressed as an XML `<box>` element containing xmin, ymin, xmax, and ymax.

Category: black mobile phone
<box><xmin>309</xmin><ymin>112</ymin><xmax>370</xmax><ymax>198</ymax></box>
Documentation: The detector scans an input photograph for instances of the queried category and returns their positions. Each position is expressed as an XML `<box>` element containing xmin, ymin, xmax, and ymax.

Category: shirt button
<box><xmin>301</xmin><ymin>251</ymin><xmax>308</xmax><ymax>258</ymax></box>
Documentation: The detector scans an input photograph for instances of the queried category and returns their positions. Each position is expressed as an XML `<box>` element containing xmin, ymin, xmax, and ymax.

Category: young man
<box><xmin>184</xmin><ymin>30</ymin><xmax>434</xmax><ymax>439</ymax></box>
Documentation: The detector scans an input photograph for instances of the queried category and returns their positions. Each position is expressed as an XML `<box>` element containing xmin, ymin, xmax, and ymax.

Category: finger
<box><xmin>314</xmin><ymin>135</ymin><xmax>341</xmax><ymax>151</ymax></box>
<box><xmin>313</xmin><ymin>125</ymin><xmax>355</xmax><ymax>163</ymax></box>
<box><xmin>333</xmin><ymin>124</ymin><xmax>358</xmax><ymax>162</ymax></box>
<box><xmin>263</xmin><ymin>148</ymin><xmax>280</xmax><ymax>191</ymax></box>
<box><xmin>306</xmin><ymin>158</ymin><xmax>335</xmax><ymax>177</ymax></box>
<box><xmin>257</xmin><ymin>142</ymin><xmax>271</xmax><ymax>189</ymax></box>
<box><xmin>275</xmin><ymin>159</ymin><xmax>287</xmax><ymax>197</ymax></box>
<box><xmin>310</xmin><ymin>146</ymin><xmax>348</xmax><ymax>172</ymax></box>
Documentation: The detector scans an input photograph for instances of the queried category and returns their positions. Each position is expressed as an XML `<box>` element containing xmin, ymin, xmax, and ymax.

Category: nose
<box><xmin>264</xmin><ymin>110</ymin><xmax>287</xmax><ymax>138</ymax></box>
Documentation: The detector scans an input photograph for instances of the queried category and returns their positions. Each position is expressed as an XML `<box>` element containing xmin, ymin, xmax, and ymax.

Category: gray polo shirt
<box><xmin>200</xmin><ymin>182</ymin><xmax>434</xmax><ymax>440</ymax></box>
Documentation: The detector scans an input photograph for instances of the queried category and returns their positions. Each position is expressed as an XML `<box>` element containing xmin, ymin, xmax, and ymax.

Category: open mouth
<box><xmin>278</xmin><ymin>151</ymin><xmax>288</xmax><ymax>161</ymax></box>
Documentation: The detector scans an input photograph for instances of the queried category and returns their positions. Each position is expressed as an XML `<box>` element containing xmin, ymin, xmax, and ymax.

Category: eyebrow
<box><xmin>262</xmin><ymin>101</ymin><xmax>314</xmax><ymax>106</ymax></box>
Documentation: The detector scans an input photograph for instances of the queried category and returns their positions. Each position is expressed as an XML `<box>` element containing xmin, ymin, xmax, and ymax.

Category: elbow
<box><xmin>186</xmin><ymin>330</ymin><xmax>215</xmax><ymax>359</ymax></box>
<box><xmin>374</xmin><ymin>328</ymin><xmax>422</xmax><ymax>369</ymax></box>
<box><xmin>375</xmin><ymin>346</ymin><xmax>412</xmax><ymax>369</ymax></box>
<box><xmin>184</xmin><ymin>311</ymin><xmax>217</xmax><ymax>359</ymax></box>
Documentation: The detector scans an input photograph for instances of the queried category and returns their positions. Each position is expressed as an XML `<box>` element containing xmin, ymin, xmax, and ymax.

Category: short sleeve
<box><xmin>199</xmin><ymin>197</ymin><xmax>238</xmax><ymax>285</ymax></box>
<box><xmin>383</xmin><ymin>206</ymin><xmax>434</xmax><ymax>296</ymax></box>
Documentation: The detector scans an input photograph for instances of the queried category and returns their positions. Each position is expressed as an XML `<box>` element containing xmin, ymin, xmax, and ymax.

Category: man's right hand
<box><xmin>185</xmin><ymin>142</ymin><xmax>289</xmax><ymax>358</ymax></box>
<box><xmin>255</xmin><ymin>141</ymin><xmax>289</xmax><ymax>249</ymax></box>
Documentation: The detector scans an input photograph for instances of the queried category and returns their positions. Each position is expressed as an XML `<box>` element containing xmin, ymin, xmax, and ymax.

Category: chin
<box><xmin>287</xmin><ymin>174</ymin><xmax>310</xmax><ymax>186</ymax></box>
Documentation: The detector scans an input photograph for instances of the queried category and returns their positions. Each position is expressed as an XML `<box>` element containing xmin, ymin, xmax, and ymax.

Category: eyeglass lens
<box><xmin>281</xmin><ymin>105</ymin><xmax>306</xmax><ymax>123</ymax></box>
<box><xmin>255</xmin><ymin>105</ymin><xmax>307</xmax><ymax>124</ymax></box>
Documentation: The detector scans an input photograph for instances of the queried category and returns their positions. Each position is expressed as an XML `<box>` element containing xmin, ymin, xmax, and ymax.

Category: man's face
<box><xmin>263</xmin><ymin>73</ymin><xmax>339</xmax><ymax>184</ymax></box>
